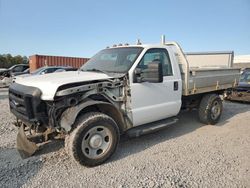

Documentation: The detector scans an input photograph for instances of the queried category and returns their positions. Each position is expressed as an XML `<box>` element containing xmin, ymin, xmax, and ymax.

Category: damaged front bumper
<box><xmin>16</xmin><ymin>123</ymin><xmax>58</xmax><ymax>159</ymax></box>
<box><xmin>16</xmin><ymin>124</ymin><xmax>38</xmax><ymax>158</ymax></box>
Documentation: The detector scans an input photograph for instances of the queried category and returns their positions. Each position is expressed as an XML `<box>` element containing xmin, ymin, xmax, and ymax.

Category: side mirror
<box><xmin>135</xmin><ymin>61</ymin><xmax>163</xmax><ymax>83</ymax></box>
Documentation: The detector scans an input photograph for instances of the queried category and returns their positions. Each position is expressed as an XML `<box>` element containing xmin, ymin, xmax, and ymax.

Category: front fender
<box><xmin>60</xmin><ymin>99</ymin><xmax>125</xmax><ymax>132</ymax></box>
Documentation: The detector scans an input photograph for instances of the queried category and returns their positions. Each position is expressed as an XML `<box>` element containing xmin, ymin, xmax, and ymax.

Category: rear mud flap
<box><xmin>16</xmin><ymin>124</ymin><xmax>38</xmax><ymax>159</ymax></box>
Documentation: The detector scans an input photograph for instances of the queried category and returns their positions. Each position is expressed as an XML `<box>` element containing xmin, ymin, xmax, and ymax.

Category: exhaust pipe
<box><xmin>161</xmin><ymin>35</ymin><xmax>165</xmax><ymax>44</ymax></box>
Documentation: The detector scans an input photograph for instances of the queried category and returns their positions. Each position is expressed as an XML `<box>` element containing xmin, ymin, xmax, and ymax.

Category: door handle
<box><xmin>174</xmin><ymin>81</ymin><xmax>178</xmax><ymax>91</ymax></box>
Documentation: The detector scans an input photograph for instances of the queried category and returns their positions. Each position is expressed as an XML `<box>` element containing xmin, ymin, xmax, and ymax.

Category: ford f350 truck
<box><xmin>9</xmin><ymin>38</ymin><xmax>240</xmax><ymax>166</ymax></box>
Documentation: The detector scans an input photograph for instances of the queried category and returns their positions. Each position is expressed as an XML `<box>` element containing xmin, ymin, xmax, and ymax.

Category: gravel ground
<box><xmin>0</xmin><ymin>88</ymin><xmax>250</xmax><ymax>188</ymax></box>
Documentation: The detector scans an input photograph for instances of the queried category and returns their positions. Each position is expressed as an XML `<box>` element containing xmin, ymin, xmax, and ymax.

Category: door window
<box><xmin>12</xmin><ymin>66</ymin><xmax>23</xmax><ymax>72</ymax></box>
<box><xmin>22</xmin><ymin>66</ymin><xmax>29</xmax><ymax>71</ymax></box>
<box><xmin>42</xmin><ymin>68</ymin><xmax>57</xmax><ymax>74</ymax></box>
<box><xmin>138</xmin><ymin>48</ymin><xmax>173</xmax><ymax>76</ymax></box>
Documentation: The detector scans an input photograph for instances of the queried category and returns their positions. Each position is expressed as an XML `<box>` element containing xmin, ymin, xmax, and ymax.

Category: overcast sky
<box><xmin>0</xmin><ymin>0</ymin><xmax>249</xmax><ymax>57</ymax></box>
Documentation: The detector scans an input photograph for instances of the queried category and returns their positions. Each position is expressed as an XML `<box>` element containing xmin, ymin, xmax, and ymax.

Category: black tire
<box><xmin>65</xmin><ymin>112</ymin><xmax>120</xmax><ymax>167</ymax></box>
<box><xmin>198</xmin><ymin>94</ymin><xmax>223</xmax><ymax>125</ymax></box>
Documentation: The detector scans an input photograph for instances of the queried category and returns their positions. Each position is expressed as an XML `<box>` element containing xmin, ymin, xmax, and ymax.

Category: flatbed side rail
<box><xmin>164</xmin><ymin>41</ymin><xmax>240</xmax><ymax>96</ymax></box>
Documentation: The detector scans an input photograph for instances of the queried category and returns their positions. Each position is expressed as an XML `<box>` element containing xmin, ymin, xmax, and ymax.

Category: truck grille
<box><xmin>9</xmin><ymin>83</ymin><xmax>47</xmax><ymax>124</ymax></box>
<box><xmin>9</xmin><ymin>90</ymin><xmax>34</xmax><ymax>119</ymax></box>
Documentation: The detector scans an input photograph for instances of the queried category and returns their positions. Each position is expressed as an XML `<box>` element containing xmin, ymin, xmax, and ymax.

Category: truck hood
<box><xmin>14</xmin><ymin>71</ymin><xmax>113</xmax><ymax>100</ymax></box>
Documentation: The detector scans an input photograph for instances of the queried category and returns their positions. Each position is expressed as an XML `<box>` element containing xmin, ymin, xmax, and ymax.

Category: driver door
<box><xmin>130</xmin><ymin>48</ymin><xmax>181</xmax><ymax>126</ymax></box>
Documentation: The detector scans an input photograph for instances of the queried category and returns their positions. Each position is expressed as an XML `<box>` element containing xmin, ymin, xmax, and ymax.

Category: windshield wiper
<box><xmin>84</xmin><ymin>68</ymin><xmax>109</xmax><ymax>75</ymax></box>
<box><xmin>82</xmin><ymin>68</ymin><xmax>124</xmax><ymax>76</ymax></box>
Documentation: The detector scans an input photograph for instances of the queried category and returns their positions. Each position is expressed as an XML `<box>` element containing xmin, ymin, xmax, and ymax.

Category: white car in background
<box><xmin>0</xmin><ymin>64</ymin><xmax>29</xmax><ymax>87</ymax></box>
<box><xmin>13</xmin><ymin>66</ymin><xmax>77</xmax><ymax>83</ymax></box>
<box><xmin>0</xmin><ymin>76</ymin><xmax>12</xmax><ymax>88</ymax></box>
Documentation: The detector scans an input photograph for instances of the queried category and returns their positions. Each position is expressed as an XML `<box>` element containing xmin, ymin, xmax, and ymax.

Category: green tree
<box><xmin>0</xmin><ymin>54</ymin><xmax>29</xmax><ymax>68</ymax></box>
<box><xmin>22</xmin><ymin>56</ymin><xmax>29</xmax><ymax>64</ymax></box>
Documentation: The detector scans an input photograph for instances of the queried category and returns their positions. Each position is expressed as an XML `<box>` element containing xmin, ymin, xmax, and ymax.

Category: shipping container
<box><xmin>29</xmin><ymin>55</ymin><xmax>89</xmax><ymax>72</ymax></box>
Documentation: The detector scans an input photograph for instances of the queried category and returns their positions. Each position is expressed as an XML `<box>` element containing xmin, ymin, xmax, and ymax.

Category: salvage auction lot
<box><xmin>0</xmin><ymin>88</ymin><xmax>249</xmax><ymax>187</ymax></box>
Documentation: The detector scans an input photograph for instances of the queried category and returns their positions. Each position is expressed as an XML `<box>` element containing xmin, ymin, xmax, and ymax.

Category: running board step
<box><xmin>126</xmin><ymin>117</ymin><xmax>178</xmax><ymax>138</ymax></box>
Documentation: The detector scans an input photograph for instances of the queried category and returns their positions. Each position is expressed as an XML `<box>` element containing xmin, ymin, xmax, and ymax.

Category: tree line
<box><xmin>0</xmin><ymin>54</ymin><xmax>29</xmax><ymax>69</ymax></box>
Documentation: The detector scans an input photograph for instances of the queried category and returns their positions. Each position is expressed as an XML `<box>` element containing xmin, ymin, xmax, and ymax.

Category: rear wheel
<box><xmin>65</xmin><ymin>112</ymin><xmax>120</xmax><ymax>167</ymax></box>
<box><xmin>198</xmin><ymin>94</ymin><xmax>223</xmax><ymax>125</ymax></box>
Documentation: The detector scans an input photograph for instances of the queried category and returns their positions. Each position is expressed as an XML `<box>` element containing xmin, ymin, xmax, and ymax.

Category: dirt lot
<box><xmin>0</xmin><ymin>88</ymin><xmax>250</xmax><ymax>187</ymax></box>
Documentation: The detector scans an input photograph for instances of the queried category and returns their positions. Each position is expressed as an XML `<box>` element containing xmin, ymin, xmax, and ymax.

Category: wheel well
<box><xmin>76</xmin><ymin>104</ymin><xmax>126</xmax><ymax>134</ymax></box>
<box><xmin>182</xmin><ymin>91</ymin><xmax>223</xmax><ymax>109</ymax></box>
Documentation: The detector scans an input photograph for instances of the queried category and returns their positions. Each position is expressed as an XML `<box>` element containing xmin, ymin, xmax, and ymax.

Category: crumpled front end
<box><xmin>9</xmin><ymin>75</ymin><xmax>131</xmax><ymax>159</ymax></box>
<box><xmin>9</xmin><ymin>83</ymin><xmax>50</xmax><ymax>158</ymax></box>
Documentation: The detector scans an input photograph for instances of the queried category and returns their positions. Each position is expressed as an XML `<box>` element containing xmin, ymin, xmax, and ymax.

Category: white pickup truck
<box><xmin>9</xmin><ymin>38</ymin><xmax>240</xmax><ymax>166</ymax></box>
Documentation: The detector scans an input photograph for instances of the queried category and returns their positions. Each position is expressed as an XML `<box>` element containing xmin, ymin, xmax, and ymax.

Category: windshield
<box><xmin>81</xmin><ymin>47</ymin><xmax>143</xmax><ymax>73</ymax></box>
<box><xmin>31</xmin><ymin>67</ymin><xmax>46</xmax><ymax>75</ymax></box>
<box><xmin>240</xmin><ymin>71</ymin><xmax>250</xmax><ymax>82</ymax></box>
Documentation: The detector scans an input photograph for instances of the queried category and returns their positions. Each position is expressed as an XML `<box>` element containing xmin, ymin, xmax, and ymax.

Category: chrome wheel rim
<box><xmin>211</xmin><ymin>101</ymin><xmax>221</xmax><ymax>120</ymax></box>
<box><xmin>81</xmin><ymin>126</ymin><xmax>112</xmax><ymax>159</ymax></box>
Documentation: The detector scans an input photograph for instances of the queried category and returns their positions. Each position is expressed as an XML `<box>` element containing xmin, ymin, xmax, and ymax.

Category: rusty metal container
<box><xmin>29</xmin><ymin>55</ymin><xmax>89</xmax><ymax>72</ymax></box>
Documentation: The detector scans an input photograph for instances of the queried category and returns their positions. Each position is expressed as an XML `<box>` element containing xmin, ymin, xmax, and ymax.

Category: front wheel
<box><xmin>198</xmin><ymin>94</ymin><xmax>223</xmax><ymax>125</ymax></box>
<box><xmin>65</xmin><ymin>112</ymin><xmax>120</xmax><ymax>167</ymax></box>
